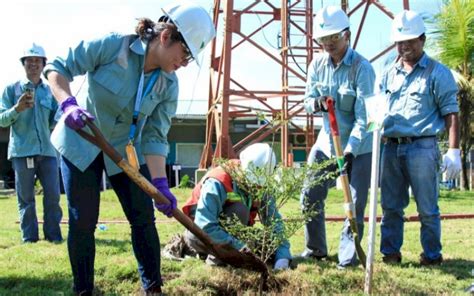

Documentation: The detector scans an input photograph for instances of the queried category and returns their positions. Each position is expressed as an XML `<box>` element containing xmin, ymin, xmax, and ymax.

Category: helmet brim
<box><xmin>314</xmin><ymin>28</ymin><xmax>346</xmax><ymax>39</ymax></box>
<box><xmin>391</xmin><ymin>32</ymin><xmax>423</xmax><ymax>43</ymax></box>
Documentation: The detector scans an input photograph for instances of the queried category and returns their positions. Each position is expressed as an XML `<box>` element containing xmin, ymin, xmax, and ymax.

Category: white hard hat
<box><xmin>240</xmin><ymin>143</ymin><xmax>277</xmax><ymax>186</ymax></box>
<box><xmin>391</xmin><ymin>10</ymin><xmax>426</xmax><ymax>42</ymax></box>
<box><xmin>161</xmin><ymin>1</ymin><xmax>216</xmax><ymax>65</ymax></box>
<box><xmin>314</xmin><ymin>6</ymin><xmax>350</xmax><ymax>39</ymax></box>
<box><xmin>20</xmin><ymin>43</ymin><xmax>46</xmax><ymax>61</ymax></box>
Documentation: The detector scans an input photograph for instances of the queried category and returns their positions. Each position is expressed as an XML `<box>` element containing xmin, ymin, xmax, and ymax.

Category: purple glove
<box><xmin>60</xmin><ymin>96</ymin><xmax>95</xmax><ymax>130</ymax></box>
<box><xmin>152</xmin><ymin>177</ymin><xmax>177</xmax><ymax>217</ymax></box>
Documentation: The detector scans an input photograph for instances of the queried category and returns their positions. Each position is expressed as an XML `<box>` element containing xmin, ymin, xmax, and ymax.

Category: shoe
<box><xmin>162</xmin><ymin>234</ymin><xmax>198</xmax><ymax>261</ymax></box>
<box><xmin>419</xmin><ymin>253</ymin><xmax>443</xmax><ymax>266</ymax></box>
<box><xmin>23</xmin><ymin>238</ymin><xmax>39</xmax><ymax>244</ymax></box>
<box><xmin>46</xmin><ymin>239</ymin><xmax>63</xmax><ymax>244</ymax></box>
<box><xmin>382</xmin><ymin>253</ymin><xmax>402</xmax><ymax>264</ymax></box>
<box><xmin>300</xmin><ymin>250</ymin><xmax>327</xmax><ymax>261</ymax></box>
<box><xmin>336</xmin><ymin>263</ymin><xmax>347</xmax><ymax>270</ymax></box>
<box><xmin>205</xmin><ymin>255</ymin><xmax>225</xmax><ymax>266</ymax></box>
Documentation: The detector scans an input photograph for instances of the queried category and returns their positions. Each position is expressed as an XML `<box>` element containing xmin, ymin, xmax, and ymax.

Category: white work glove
<box><xmin>273</xmin><ymin>258</ymin><xmax>290</xmax><ymax>270</ymax></box>
<box><xmin>442</xmin><ymin>148</ymin><xmax>462</xmax><ymax>180</ymax></box>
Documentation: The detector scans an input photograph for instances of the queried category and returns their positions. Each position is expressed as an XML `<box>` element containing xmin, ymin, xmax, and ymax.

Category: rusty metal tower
<box><xmin>199</xmin><ymin>0</ymin><xmax>410</xmax><ymax>169</ymax></box>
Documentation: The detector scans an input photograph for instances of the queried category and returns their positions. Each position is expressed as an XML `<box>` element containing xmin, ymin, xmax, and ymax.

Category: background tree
<box><xmin>429</xmin><ymin>0</ymin><xmax>474</xmax><ymax>190</ymax></box>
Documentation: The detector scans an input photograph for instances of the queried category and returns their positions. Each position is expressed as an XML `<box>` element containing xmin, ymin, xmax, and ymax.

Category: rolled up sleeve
<box><xmin>434</xmin><ymin>66</ymin><xmax>459</xmax><ymax>116</ymax></box>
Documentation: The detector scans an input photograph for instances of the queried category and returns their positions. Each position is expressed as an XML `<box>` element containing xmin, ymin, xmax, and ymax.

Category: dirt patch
<box><xmin>172</xmin><ymin>267</ymin><xmax>297</xmax><ymax>295</ymax></box>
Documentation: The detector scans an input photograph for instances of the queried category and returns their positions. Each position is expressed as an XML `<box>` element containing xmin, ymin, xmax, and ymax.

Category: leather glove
<box><xmin>273</xmin><ymin>258</ymin><xmax>290</xmax><ymax>270</ymax></box>
<box><xmin>314</xmin><ymin>96</ymin><xmax>328</xmax><ymax>112</ymax></box>
<box><xmin>60</xmin><ymin>96</ymin><xmax>95</xmax><ymax>130</ymax></box>
<box><xmin>152</xmin><ymin>177</ymin><xmax>177</xmax><ymax>217</ymax></box>
<box><xmin>442</xmin><ymin>148</ymin><xmax>462</xmax><ymax>180</ymax></box>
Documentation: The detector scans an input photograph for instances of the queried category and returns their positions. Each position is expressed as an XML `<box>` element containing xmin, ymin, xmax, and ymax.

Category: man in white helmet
<box><xmin>166</xmin><ymin>143</ymin><xmax>291</xmax><ymax>270</ymax></box>
<box><xmin>43</xmin><ymin>1</ymin><xmax>215</xmax><ymax>294</ymax></box>
<box><xmin>300</xmin><ymin>5</ymin><xmax>375</xmax><ymax>269</ymax></box>
<box><xmin>379</xmin><ymin>10</ymin><xmax>460</xmax><ymax>266</ymax></box>
<box><xmin>0</xmin><ymin>43</ymin><xmax>63</xmax><ymax>244</ymax></box>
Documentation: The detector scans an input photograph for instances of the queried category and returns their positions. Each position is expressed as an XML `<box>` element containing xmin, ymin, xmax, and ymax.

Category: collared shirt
<box><xmin>304</xmin><ymin>47</ymin><xmax>375</xmax><ymax>157</ymax></box>
<box><xmin>44</xmin><ymin>33</ymin><xmax>179</xmax><ymax>175</ymax></box>
<box><xmin>194</xmin><ymin>178</ymin><xmax>292</xmax><ymax>261</ymax></box>
<box><xmin>0</xmin><ymin>79</ymin><xmax>58</xmax><ymax>159</ymax></box>
<box><xmin>380</xmin><ymin>53</ymin><xmax>459</xmax><ymax>137</ymax></box>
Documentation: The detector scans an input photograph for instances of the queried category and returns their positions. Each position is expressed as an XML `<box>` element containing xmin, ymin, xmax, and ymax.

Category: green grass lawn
<box><xmin>0</xmin><ymin>188</ymin><xmax>473</xmax><ymax>295</ymax></box>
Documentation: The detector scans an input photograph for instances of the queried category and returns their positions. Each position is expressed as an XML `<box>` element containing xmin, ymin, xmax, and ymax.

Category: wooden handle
<box><xmin>326</xmin><ymin>97</ymin><xmax>367</xmax><ymax>267</ymax></box>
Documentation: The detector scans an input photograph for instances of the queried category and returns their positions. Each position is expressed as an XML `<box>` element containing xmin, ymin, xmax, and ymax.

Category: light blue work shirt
<box><xmin>0</xmin><ymin>79</ymin><xmax>58</xmax><ymax>159</ymax></box>
<box><xmin>304</xmin><ymin>47</ymin><xmax>375</xmax><ymax>157</ymax></box>
<box><xmin>44</xmin><ymin>33</ymin><xmax>179</xmax><ymax>175</ymax></box>
<box><xmin>379</xmin><ymin>53</ymin><xmax>459</xmax><ymax>137</ymax></box>
<box><xmin>194</xmin><ymin>178</ymin><xmax>292</xmax><ymax>261</ymax></box>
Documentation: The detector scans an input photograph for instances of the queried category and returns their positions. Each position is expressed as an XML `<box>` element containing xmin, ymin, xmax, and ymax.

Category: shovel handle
<box><xmin>75</xmin><ymin>119</ymin><xmax>217</xmax><ymax>249</ymax></box>
<box><xmin>326</xmin><ymin>98</ymin><xmax>367</xmax><ymax>268</ymax></box>
<box><xmin>327</xmin><ymin>98</ymin><xmax>339</xmax><ymax>137</ymax></box>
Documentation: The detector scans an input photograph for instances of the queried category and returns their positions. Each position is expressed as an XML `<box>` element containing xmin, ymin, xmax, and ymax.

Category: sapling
<box><xmin>217</xmin><ymin>158</ymin><xmax>335</xmax><ymax>264</ymax></box>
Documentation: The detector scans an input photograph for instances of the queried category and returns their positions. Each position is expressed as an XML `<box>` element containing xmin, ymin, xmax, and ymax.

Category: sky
<box><xmin>0</xmin><ymin>0</ymin><xmax>444</xmax><ymax>117</ymax></box>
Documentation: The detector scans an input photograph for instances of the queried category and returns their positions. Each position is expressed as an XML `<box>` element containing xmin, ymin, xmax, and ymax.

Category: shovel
<box><xmin>75</xmin><ymin>117</ymin><xmax>269</xmax><ymax>275</ymax></box>
<box><xmin>326</xmin><ymin>98</ymin><xmax>367</xmax><ymax>268</ymax></box>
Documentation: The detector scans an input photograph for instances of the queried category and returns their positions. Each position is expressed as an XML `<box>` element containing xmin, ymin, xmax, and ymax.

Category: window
<box><xmin>175</xmin><ymin>143</ymin><xmax>205</xmax><ymax>168</ymax></box>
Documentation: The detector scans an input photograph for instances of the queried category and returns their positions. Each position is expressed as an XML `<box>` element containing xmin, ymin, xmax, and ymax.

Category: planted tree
<box><xmin>216</xmin><ymin>157</ymin><xmax>335</xmax><ymax>264</ymax></box>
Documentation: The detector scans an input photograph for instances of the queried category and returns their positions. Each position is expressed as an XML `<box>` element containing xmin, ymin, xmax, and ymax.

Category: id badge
<box><xmin>26</xmin><ymin>157</ymin><xmax>34</xmax><ymax>169</ymax></box>
<box><xmin>125</xmin><ymin>143</ymin><xmax>140</xmax><ymax>171</ymax></box>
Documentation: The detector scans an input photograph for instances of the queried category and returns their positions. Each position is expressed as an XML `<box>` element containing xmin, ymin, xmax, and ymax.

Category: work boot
<box><xmin>419</xmin><ymin>253</ymin><xmax>443</xmax><ymax>266</ymax></box>
<box><xmin>382</xmin><ymin>252</ymin><xmax>402</xmax><ymax>264</ymax></box>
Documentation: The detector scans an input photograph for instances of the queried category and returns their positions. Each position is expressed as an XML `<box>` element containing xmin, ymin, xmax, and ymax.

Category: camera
<box><xmin>24</xmin><ymin>87</ymin><xmax>34</xmax><ymax>97</ymax></box>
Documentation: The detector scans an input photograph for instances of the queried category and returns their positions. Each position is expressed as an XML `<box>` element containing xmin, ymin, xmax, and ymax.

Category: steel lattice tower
<box><xmin>199</xmin><ymin>0</ymin><xmax>410</xmax><ymax>168</ymax></box>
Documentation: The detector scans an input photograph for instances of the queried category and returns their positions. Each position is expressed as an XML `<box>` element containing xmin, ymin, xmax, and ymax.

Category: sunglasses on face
<box><xmin>316</xmin><ymin>30</ymin><xmax>347</xmax><ymax>44</ymax></box>
<box><xmin>180</xmin><ymin>41</ymin><xmax>194</xmax><ymax>64</ymax></box>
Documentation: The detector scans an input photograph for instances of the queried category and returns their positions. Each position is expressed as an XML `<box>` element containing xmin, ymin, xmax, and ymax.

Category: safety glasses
<box><xmin>180</xmin><ymin>41</ymin><xmax>194</xmax><ymax>64</ymax></box>
<box><xmin>316</xmin><ymin>30</ymin><xmax>347</xmax><ymax>44</ymax></box>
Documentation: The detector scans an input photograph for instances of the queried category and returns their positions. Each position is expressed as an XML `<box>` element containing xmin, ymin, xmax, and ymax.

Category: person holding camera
<box><xmin>0</xmin><ymin>43</ymin><xmax>63</xmax><ymax>243</ymax></box>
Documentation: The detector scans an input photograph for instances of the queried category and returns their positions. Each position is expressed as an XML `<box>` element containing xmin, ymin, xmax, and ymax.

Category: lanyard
<box><xmin>128</xmin><ymin>69</ymin><xmax>160</xmax><ymax>142</ymax></box>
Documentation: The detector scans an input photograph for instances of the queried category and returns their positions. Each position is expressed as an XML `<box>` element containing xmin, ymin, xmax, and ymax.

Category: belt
<box><xmin>384</xmin><ymin>136</ymin><xmax>436</xmax><ymax>144</ymax></box>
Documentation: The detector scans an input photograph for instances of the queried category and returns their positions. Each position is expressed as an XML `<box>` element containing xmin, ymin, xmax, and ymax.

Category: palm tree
<box><xmin>429</xmin><ymin>0</ymin><xmax>474</xmax><ymax>190</ymax></box>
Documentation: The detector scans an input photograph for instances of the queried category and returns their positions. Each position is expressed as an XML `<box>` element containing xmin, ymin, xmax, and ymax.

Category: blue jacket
<box><xmin>0</xmin><ymin>79</ymin><xmax>58</xmax><ymax>159</ymax></box>
<box><xmin>194</xmin><ymin>178</ymin><xmax>292</xmax><ymax>261</ymax></box>
<box><xmin>304</xmin><ymin>47</ymin><xmax>375</xmax><ymax>157</ymax></box>
<box><xmin>44</xmin><ymin>33</ymin><xmax>179</xmax><ymax>175</ymax></box>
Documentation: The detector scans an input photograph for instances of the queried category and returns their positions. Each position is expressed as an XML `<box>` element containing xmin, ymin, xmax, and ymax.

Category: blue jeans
<box><xmin>380</xmin><ymin>137</ymin><xmax>442</xmax><ymax>260</ymax></box>
<box><xmin>300</xmin><ymin>150</ymin><xmax>371</xmax><ymax>266</ymax></box>
<box><xmin>12</xmin><ymin>156</ymin><xmax>62</xmax><ymax>242</ymax></box>
<box><xmin>61</xmin><ymin>154</ymin><xmax>162</xmax><ymax>294</ymax></box>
